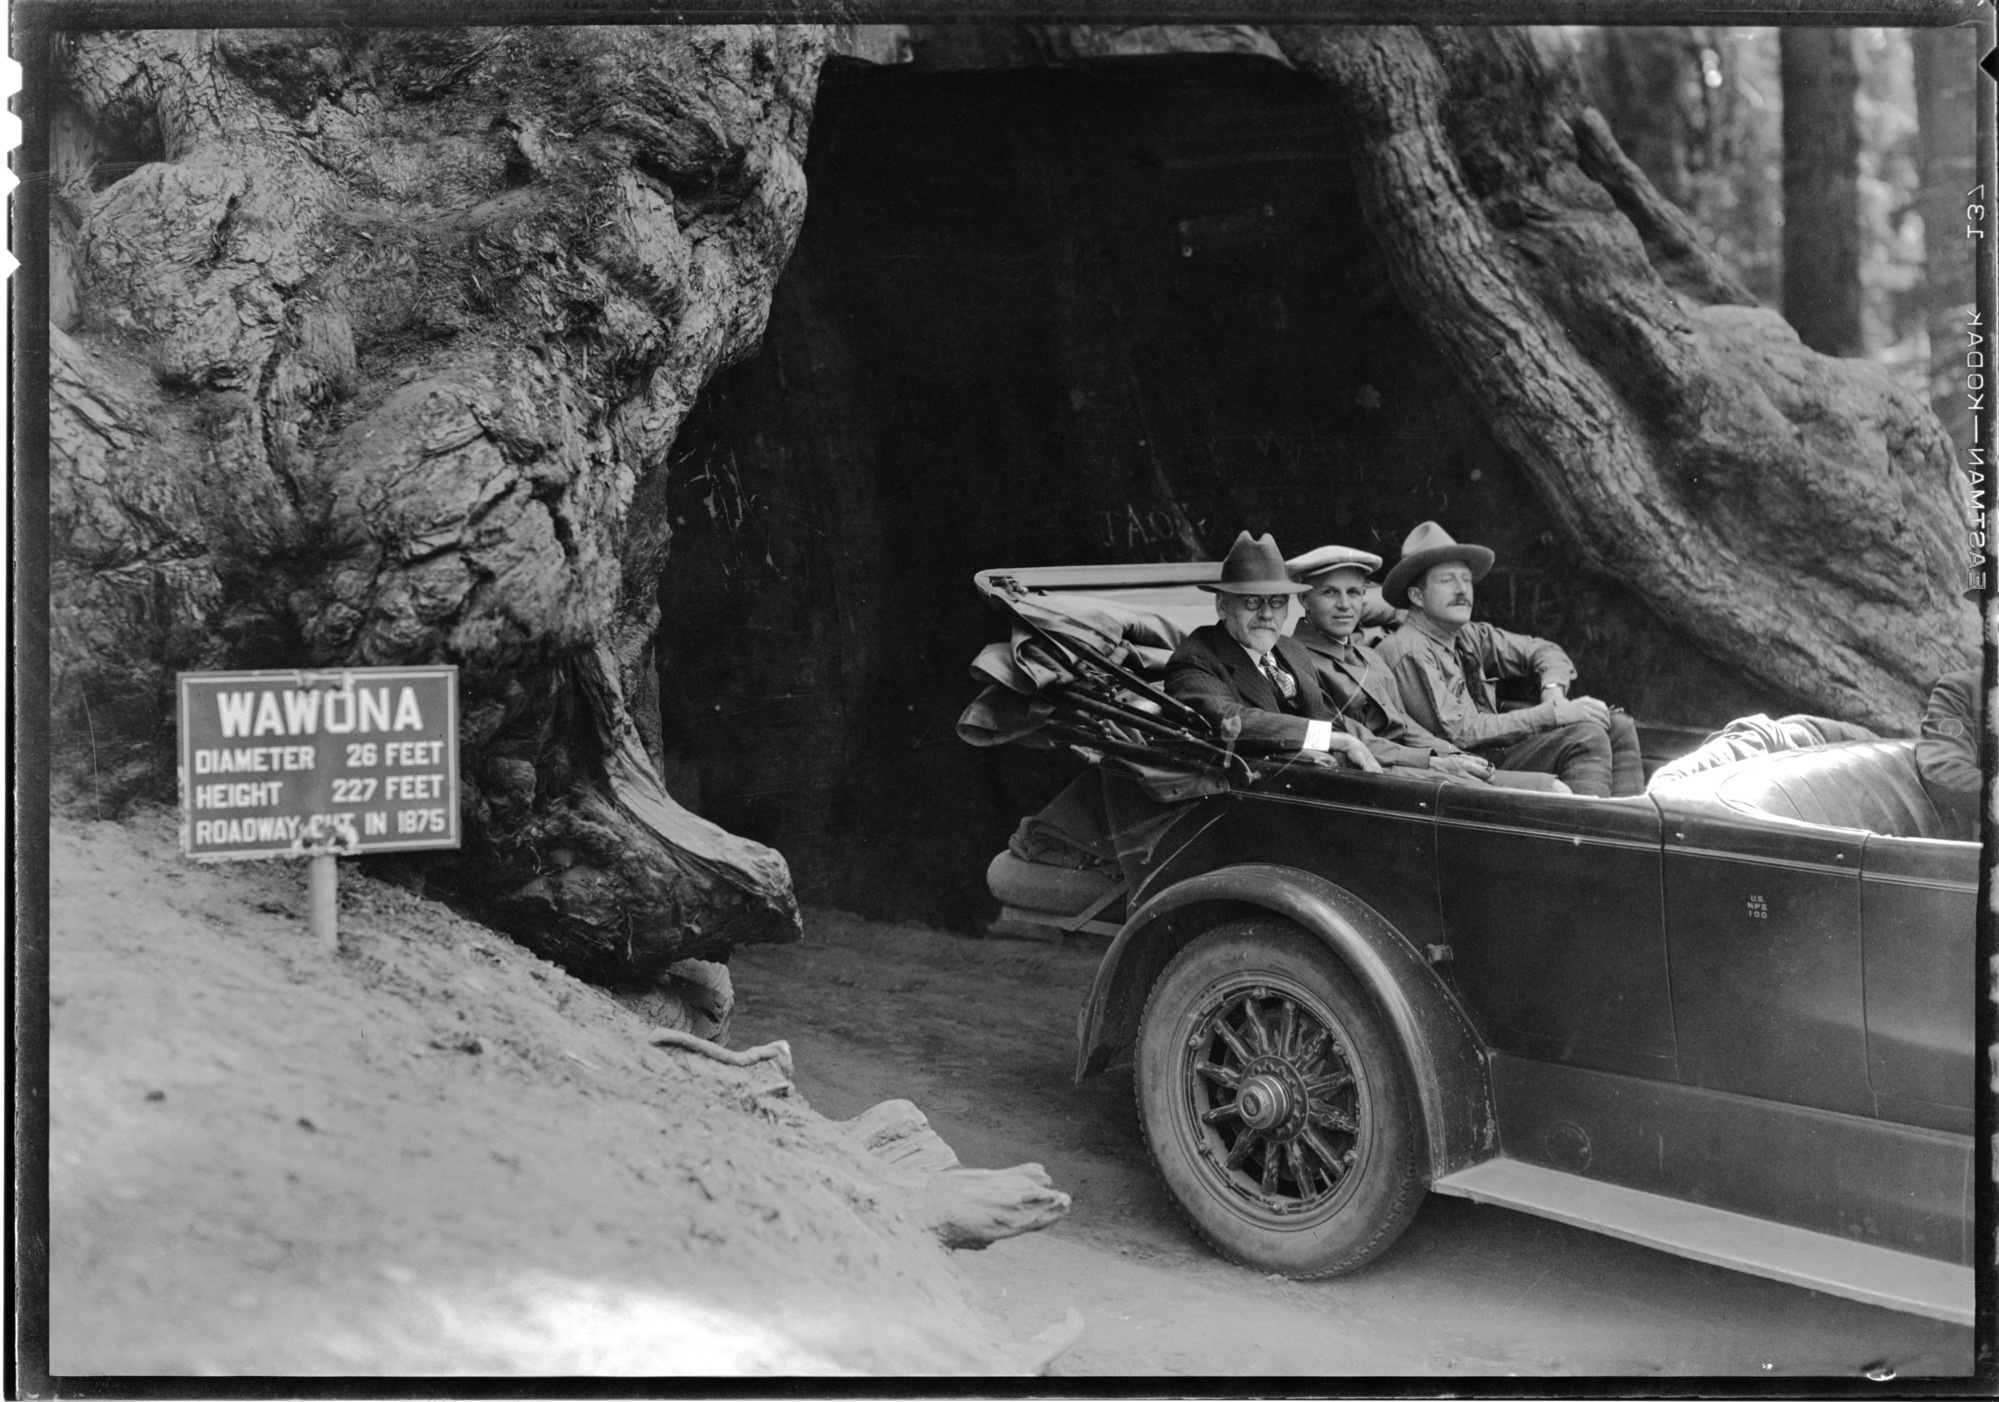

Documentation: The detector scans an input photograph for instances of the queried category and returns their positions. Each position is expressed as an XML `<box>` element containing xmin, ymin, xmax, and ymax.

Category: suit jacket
<box><xmin>1918</xmin><ymin>669</ymin><xmax>1983</xmax><ymax>838</ymax></box>
<box><xmin>1166</xmin><ymin>624</ymin><xmax>1331</xmax><ymax>754</ymax></box>
<box><xmin>1290</xmin><ymin>618</ymin><xmax>1461</xmax><ymax>767</ymax></box>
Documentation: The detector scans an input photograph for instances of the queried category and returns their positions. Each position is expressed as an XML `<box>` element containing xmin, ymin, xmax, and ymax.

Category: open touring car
<box><xmin>959</xmin><ymin>562</ymin><xmax>1977</xmax><ymax>1325</ymax></box>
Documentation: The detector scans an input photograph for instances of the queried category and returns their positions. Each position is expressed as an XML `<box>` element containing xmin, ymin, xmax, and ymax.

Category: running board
<box><xmin>1430</xmin><ymin>1157</ymin><xmax>1973</xmax><ymax>1327</ymax></box>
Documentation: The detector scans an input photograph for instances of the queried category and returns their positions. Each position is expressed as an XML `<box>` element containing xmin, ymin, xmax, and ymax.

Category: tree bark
<box><xmin>1780</xmin><ymin>28</ymin><xmax>1866</xmax><ymax>357</ymax></box>
<box><xmin>50</xmin><ymin>27</ymin><xmax>826</xmax><ymax>978</ymax></box>
<box><xmin>1912</xmin><ymin>24</ymin><xmax>1979</xmax><ymax>452</ymax></box>
<box><xmin>1270</xmin><ymin>26</ymin><xmax>1974</xmax><ymax>730</ymax></box>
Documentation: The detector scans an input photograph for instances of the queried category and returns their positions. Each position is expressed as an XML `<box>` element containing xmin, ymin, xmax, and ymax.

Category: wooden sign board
<box><xmin>178</xmin><ymin>666</ymin><xmax>461</xmax><ymax>860</ymax></box>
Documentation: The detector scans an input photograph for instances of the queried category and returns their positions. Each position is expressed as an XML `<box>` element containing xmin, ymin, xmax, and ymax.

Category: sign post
<box><xmin>310</xmin><ymin>851</ymin><xmax>338</xmax><ymax>950</ymax></box>
<box><xmin>177</xmin><ymin>666</ymin><xmax>462</xmax><ymax>949</ymax></box>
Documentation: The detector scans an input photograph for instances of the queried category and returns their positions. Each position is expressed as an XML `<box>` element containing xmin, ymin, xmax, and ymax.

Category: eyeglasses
<box><xmin>1228</xmin><ymin>594</ymin><xmax>1291</xmax><ymax>615</ymax></box>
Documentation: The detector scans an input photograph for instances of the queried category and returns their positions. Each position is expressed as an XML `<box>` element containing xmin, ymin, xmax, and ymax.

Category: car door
<box><xmin>1660</xmin><ymin>805</ymin><xmax>1872</xmax><ymax>1117</ymax></box>
<box><xmin>1861</xmin><ymin>833</ymin><xmax>1978</xmax><ymax>1133</ymax></box>
<box><xmin>1435</xmin><ymin>786</ymin><xmax>1676</xmax><ymax>1080</ymax></box>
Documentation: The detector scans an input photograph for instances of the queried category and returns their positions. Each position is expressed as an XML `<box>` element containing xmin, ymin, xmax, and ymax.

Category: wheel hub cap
<box><xmin>1235</xmin><ymin>1072</ymin><xmax>1291</xmax><ymax>1131</ymax></box>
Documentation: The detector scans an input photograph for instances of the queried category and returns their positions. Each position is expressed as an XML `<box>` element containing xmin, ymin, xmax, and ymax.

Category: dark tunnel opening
<box><xmin>652</xmin><ymin>53</ymin><xmax>1791</xmax><ymax>931</ymax></box>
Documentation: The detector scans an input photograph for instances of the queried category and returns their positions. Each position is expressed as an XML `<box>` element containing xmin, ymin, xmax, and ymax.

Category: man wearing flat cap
<box><xmin>1287</xmin><ymin>544</ymin><xmax>1496</xmax><ymax>781</ymax></box>
<box><xmin>1374</xmin><ymin>522</ymin><xmax>1643</xmax><ymax>798</ymax></box>
<box><xmin>1165</xmin><ymin>532</ymin><xmax>1383</xmax><ymax>771</ymax></box>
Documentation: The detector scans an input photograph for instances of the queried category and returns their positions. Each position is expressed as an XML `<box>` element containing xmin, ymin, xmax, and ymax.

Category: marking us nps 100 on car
<box><xmin>177</xmin><ymin>666</ymin><xmax>460</xmax><ymax>860</ymax></box>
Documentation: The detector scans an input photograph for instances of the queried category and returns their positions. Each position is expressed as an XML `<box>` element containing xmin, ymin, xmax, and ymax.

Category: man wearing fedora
<box><xmin>1165</xmin><ymin>532</ymin><xmax>1383</xmax><ymax>770</ymax></box>
<box><xmin>1287</xmin><ymin>544</ymin><xmax>1496</xmax><ymax>780</ymax></box>
<box><xmin>1374</xmin><ymin>521</ymin><xmax>1644</xmax><ymax>798</ymax></box>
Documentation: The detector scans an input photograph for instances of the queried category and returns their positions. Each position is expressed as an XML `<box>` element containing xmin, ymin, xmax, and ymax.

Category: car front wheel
<box><xmin>1134</xmin><ymin>918</ymin><xmax>1424</xmax><ymax>1277</ymax></box>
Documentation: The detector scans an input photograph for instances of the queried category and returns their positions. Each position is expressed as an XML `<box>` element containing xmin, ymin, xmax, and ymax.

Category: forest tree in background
<box><xmin>1912</xmin><ymin>25</ymin><xmax>1979</xmax><ymax>449</ymax></box>
<box><xmin>1781</xmin><ymin>27</ymin><xmax>1865</xmax><ymax>357</ymax></box>
<box><xmin>1580</xmin><ymin>26</ymin><xmax>1930</xmax><ymax>395</ymax></box>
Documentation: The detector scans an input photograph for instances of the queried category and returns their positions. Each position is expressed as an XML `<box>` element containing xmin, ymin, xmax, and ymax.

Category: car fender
<box><xmin>1075</xmin><ymin>862</ymin><xmax>1497</xmax><ymax>1179</ymax></box>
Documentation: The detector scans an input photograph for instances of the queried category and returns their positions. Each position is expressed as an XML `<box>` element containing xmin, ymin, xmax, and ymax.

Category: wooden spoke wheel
<box><xmin>1135</xmin><ymin>919</ymin><xmax>1424</xmax><ymax>1277</ymax></box>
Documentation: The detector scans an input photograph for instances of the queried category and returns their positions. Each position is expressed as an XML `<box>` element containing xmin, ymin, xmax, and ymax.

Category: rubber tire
<box><xmin>1134</xmin><ymin>918</ymin><xmax>1424</xmax><ymax>1278</ymax></box>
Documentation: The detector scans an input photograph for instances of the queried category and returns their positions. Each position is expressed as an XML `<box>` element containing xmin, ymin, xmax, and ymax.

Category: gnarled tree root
<box><xmin>838</xmin><ymin>1098</ymin><xmax>1074</xmax><ymax>1249</ymax></box>
<box><xmin>917</xmin><ymin>1164</ymin><xmax>1072</xmax><ymax>1251</ymax></box>
<box><xmin>646</xmin><ymin>1029</ymin><xmax>794</xmax><ymax>1083</ymax></box>
<box><xmin>1020</xmin><ymin>1307</ymin><xmax>1087</xmax><ymax>1375</ymax></box>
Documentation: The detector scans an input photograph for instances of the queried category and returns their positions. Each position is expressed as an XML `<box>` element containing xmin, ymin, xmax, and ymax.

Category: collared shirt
<box><xmin>1290</xmin><ymin>618</ymin><xmax>1460</xmax><ymax>768</ymax></box>
<box><xmin>1374</xmin><ymin>610</ymin><xmax>1577</xmax><ymax>751</ymax></box>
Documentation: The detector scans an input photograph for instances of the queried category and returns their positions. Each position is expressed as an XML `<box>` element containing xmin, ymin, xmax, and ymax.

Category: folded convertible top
<box><xmin>970</xmin><ymin>563</ymin><xmax>1398</xmax><ymax>691</ymax></box>
<box><xmin>959</xmin><ymin>562</ymin><xmax>1405</xmax><ymax>800</ymax></box>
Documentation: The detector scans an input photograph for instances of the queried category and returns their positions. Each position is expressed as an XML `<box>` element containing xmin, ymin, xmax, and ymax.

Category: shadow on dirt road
<box><xmin>732</xmin><ymin>909</ymin><xmax>1974</xmax><ymax>1379</ymax></box>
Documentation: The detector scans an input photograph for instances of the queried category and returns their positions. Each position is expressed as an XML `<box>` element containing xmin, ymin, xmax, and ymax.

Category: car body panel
<box><xmin>1859</xmin><ymin>834</ymin><xmax>1979</xmax><ymax>1127</ymax></box>
<box><xmin>1434</xmin><ymin>786</ymin><xmax>1676</xmax><ymax>1079</ymax></box>
<box><xmin>1487</xmin><ymin>1052</ymin><xmax>1972</xmax><ymax>1266</ymax></box>
<box><xmin>1217</xmin><ymin>772</ymin><xmax>1447</xmax><ymax>952</ymax></box>
<box><xmin>1114</xmin><ymin>774</ymin><xmax>1450</xmax><ymax>963</ymax></box>
<box><xmin>1658</xmin><ymin>805</ymin><xmax>1874</xmax><ymax>1117</ymax></box>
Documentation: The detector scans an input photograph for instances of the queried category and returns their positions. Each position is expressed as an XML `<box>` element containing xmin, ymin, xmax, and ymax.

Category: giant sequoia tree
<box><xmin>49</xmin><ymin>24</ymin><xmax>1976</xmax><ymax>982</ymax></box>
<box><xmin>1269</xmin><ymin>25</ymin><xmax>1972</xmax><ymax>726</ymax></box>
<box><xmin>51</xmin><ymin>27</ymin><xmax>819</xmax><ymax>981</ymax></box>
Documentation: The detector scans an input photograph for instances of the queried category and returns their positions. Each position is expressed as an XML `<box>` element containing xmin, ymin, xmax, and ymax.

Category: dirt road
<box><xmin>732</xmin><ymin>909</ymin><xmax>1976</xmax><ymax>1380</ymax></box>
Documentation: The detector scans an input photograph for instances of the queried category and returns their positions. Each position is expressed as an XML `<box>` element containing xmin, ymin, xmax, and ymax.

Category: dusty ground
<box><xmin>45</xmin><ymin>808</ymin><xmax>1976</xmax><ymax>1380</ymax></box>
<box><xmin>45</xmin><ymin>810</ymin><xmax>1063</xmax><ymax>1376</ymax></box>
<box><xmin>731</xmin><ymin>910</ymin><xmax>1979</xmax><ymax>1380</ymax></box>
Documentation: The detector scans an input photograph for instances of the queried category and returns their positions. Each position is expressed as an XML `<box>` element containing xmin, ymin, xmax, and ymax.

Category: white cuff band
<box><xmin>1303</xmin><ymin>719</ymin><xmax>1334</xmax><ymax>753</ymax></box>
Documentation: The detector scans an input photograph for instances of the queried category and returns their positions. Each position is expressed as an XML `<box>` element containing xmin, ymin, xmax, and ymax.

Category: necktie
<box><xmin>1455</xmin><ymin>636</ymin><xmax>1488</xmax><ymax>712</ymax></box>
<box><xmin>1259</xmin><ymin>652</ymin><xmax>1297</xmax><ymax>705</ymax></box>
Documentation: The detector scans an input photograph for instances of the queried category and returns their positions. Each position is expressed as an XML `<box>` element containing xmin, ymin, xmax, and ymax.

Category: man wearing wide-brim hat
<box><xmin>1374</xmin><ymin>522</ymin><xmax>1644</xmax><ymax>798</ymax></box>
<box><xmin>1287</xmin><ymin>543</ymin><xmax>1496</xmax><ymax>781</ymax></box>
<box><xmin>1164</xmin><ymin>532</ymin><xmax>1383</xmax><ymax>770</ymax></box>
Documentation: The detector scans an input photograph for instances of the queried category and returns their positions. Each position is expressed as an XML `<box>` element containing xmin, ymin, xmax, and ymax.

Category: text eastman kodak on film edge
<box><xmin>1964</xmin><ymin>186</ymin><xmax>1986</xmax><ymax>592</ymax></box>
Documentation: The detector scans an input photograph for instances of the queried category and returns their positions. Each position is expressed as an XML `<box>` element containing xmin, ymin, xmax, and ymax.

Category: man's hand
<box><xmin>1298</xmin><ymin>735</ymin><xmax>1384</xmax><ymax>773</ymax></box>
<box><xmin>1430</xmin><ymin>753</ymin><xmax>1494</xmax><ymax>781</ymax></box>
<box><xmin>1328</xmin><ymin>733</ymin><xmax>1384</xmax><ymax>773</ymax></box>
<box><xmin>1551</xmin><ymin>695</ymin><xmax>1611</xmax><ymax>730</ymax></box>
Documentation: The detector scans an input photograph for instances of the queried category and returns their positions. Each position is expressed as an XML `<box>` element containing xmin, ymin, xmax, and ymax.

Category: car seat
<box><xmin>1667</xmin><ymin>739</ymin><xmax>1958</xmax><ymax>841</ymax></box>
